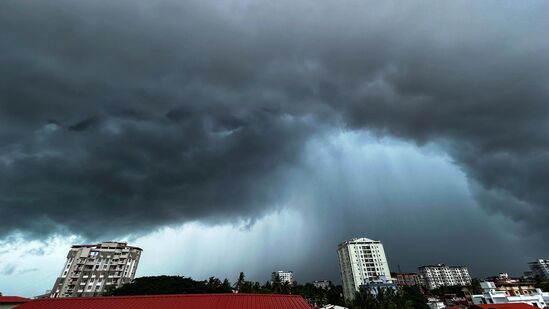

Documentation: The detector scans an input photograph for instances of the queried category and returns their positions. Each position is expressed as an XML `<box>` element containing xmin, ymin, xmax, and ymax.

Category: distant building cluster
<box><xmin>335</xmin><ymin>236</ymin><xmax>474</xmax><ymax>302</ymax></box>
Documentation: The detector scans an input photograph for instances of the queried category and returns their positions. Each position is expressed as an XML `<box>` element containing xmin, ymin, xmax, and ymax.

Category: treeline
<box><xmin>106</xmin><ymin>272</ymin><xmax>345</xmax><ymax>307</ymax></box>
<box><xmin>107</xmin><ymin>273</ymin><xmax>436</xmax><ymax>308</ymax></box>
<box><xmin>106</xmin><ymin>275</ymin><xmax>233</xmax><ymax>295</ymax></box>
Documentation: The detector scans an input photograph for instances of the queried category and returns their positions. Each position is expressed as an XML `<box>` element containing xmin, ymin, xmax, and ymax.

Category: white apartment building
<box><xmin>272</xmin><ymin>271</ymin><xmax>294</xmax><ymax>285</ymax></box>
<box><xmin>471</xmin><ymin>281</ymin><xmax>549</xmax><ymax>308</ymax></box>
<box><xmin>49</xmin><ymin>242</ymin><xmax>142</xmax><ymax>298</ymax></box>
<box><xmin>529</xmin><ymin>259</ymin><xmax>549</xmax><ymax>279</ymax></box>
<box><xmin>337</xmin><ymin>237</ymin><xmax>392</xmax><ymax>301</ymax></box>
<box><xmin>418</xmin><ymin>264</ymin><xmax>471</xmax><ymax>290</ymax></box>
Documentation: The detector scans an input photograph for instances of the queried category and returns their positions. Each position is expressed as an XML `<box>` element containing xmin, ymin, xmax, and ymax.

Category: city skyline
<box><xmin>1</xmin><ymin>0</ymin><xmax>549</xmax><ymax>298</ymax></box>
<box><xmin>0</xmin><ymin>234</ymin><xmax>540</xmax><ymax>297</ymax></box>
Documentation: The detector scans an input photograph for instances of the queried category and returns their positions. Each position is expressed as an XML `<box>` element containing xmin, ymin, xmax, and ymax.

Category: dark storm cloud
<box><xmin>0</xmin><ymin>0</ymin><xmax>548</xmax><ymax>239</ymax></box>
<box><xmin>67</xmin><ymin>116</ymin><xmax>100</xmax><ymax>131</ymax></box>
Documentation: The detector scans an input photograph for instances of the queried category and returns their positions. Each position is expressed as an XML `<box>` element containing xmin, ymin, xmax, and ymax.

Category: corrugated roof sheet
<box><xmin>15</xmin><ymin>293</ymin><xmax>313</xmax><ymax>309</ymax></box>
<box><xmin>471</xmin><ymin>304</ymin><xmax>537</xmax><ymax>309</ymax></box>
<box><xmin>0</xmin><ymin>296</ymin><xmax>30</xmax><ymax>303</ymax></box>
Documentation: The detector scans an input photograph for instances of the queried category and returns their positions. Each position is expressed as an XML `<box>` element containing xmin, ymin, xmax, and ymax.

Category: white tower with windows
<box><xmin>337</xmin><ymin>237</ymin><xmax>392</xmax><ymax>301</ymax></box>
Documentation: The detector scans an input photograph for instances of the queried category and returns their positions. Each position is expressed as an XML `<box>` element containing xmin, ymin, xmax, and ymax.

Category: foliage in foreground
<box><xmin>106</xmin><ymin>275</ymin><xmax>232</xmax><ymax>296</ymax></box>
<box><xmin>350</xmin><ymin>286</ymin><xmax>429</xmax><ymax>309</ymax></box>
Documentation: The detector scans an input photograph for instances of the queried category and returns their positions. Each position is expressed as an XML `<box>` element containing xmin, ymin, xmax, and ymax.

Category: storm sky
<box><xmin>1</xmin><ymin>0</ymin><xmax>549</xmax><ymax>297</ymax></box>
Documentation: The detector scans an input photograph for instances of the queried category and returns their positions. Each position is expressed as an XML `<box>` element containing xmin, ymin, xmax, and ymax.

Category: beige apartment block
<box><xmin>49</xmin><ymin>242</ymin><xmax>142</xmax><ymax>298</ymax></box>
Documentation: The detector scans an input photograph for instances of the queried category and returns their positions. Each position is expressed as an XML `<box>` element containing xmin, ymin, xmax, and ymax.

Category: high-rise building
<box><xmin>49</xmin><ymin>242</ymin><xmax>142</xmax><ymax>298</ymax></box>
<box><xmin>271</xmin><ymin>271</ymin><xmax>294</xmax><ymax>285</ymax></box>
<box><xmin>418</xmin><ymin>264</ymin><xmax>471</xmax><ymax>290</ymax></box>
<box><xmin>529</xmin><ymin>259</ymin><xmax>549</xmax><ymax>279</ymax></box>
<box><xmin>337</xmin><ymin>237</ymin><xmax>392</xmax><ymax>301</ymax></box>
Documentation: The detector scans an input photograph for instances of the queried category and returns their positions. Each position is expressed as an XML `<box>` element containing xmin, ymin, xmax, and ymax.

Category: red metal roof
<box><xmin>14</xmin><ymin>293</ymin><xmax>314</xmax><ymax>309</ymax></box>
<box><xmin>0</xmin><ymin>296</ymin><xmax>30</xmax><ymax>303</ymax></box>
<box><xmin>471</xmin><ymin>304</ymin><xmax>537</xmax><ymax>309</ymax></box>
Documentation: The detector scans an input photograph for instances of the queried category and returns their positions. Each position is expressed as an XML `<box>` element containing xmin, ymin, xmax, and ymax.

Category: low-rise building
<box><xmin>470</xmin><ymin>281</ymin><xmax>549</xmax><ymax>308</ymax></box>
<box><xmin>471</xmin><ymin>305</ymin><xmax>538</xmax><ymax>309</ymax></box>
<box><xmin>359</xmin><ymin>275</ymin><xmax>397</xmax><ymax>296</ymax></box>
<box><xmin>427</xmin><ymin>297</ymin><xmax>446</xmax><ymax>309</ymax></box>
<box><xmin>391</xmin><ymin>272</ymin><xmax>423</xmax><ymax>287</ymax></box>
<box><xmin>418</xmin><ymin>264</ymin><xmax>471</xmax><ymax>290</ymax></box>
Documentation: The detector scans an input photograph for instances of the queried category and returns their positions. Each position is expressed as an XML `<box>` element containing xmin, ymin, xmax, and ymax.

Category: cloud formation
<box><xmin>0</xmin><ymin>0</ymin><xmax>548</xmax><ymax>241</ymax></box>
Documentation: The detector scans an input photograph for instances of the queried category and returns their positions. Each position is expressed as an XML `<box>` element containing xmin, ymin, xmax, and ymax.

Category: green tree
<box><xmin>271</xmin><ymin>273</ymin><xmax>282</xmax><ymax>293</ymax></box>
<box><xmin>222</xmin><ymin>278</ymin><xmax>232</xmax><ymax>292</ymax></box>
<box><xmin>349</xmin><ymin>287</ymin><xmax>425</xmax><ymax>309</ymax></box>
<box><xmin>400</xmin><ymin>286</ymin><xmax>429</xmax><ymax>309</ymax></box>
<box><xmin>326</xmin><ymin>284</ymin><xmax>345</xmax><ymax>306</ymax></box>
<box><xmin>106</xmin><ymin>275</ymin><xmax>233</xmax><ymax>296</ymax></box>
<box><xmin>234</xmin><ymin>272</ymin><xmax>247</xmax><ymax>292</ymax></box>
<box><xmin>470</xmin><ymin>278</ymin><xmax>483</xmax><ymax>294</ymax></box>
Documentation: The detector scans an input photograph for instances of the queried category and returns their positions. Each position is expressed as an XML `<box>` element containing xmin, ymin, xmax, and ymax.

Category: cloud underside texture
<box><xmin>0</xmin><ymin>0</ymin><xmax>548</xmax><ymax>239</ymax></box>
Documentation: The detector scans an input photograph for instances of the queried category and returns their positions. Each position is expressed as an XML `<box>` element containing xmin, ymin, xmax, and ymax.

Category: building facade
<box><xmin>529</xmin><ymin>259</ymin><xmax>549</xmax><ymax>279</ymax></box>
<box><xmin>418</xmin><ymin>264</ymin><xmax>471</xmax><ymax>290</ymax></box>
<box><xmin>337</xmin><ymin>237</ymin><xmax>392</xmax><ymax>301</ymax></box>
<box><xmin>272</xmin><ymin>271</ymin><xmax>294</xmax><ymax>285</ymax></box>
<box><xmin>471</xmin><ymin>281</ymin><xmax>549</xmax><ymax>308</ymax></box>
<box><xmin>391</xmin><ymin>272</ymin><xmax>423</xmax><ymax>287</ymax></box>
<box><xmin>49</xmin><ymin>242</ymin><xmax>142</xmax><ymax>298</ymax></box>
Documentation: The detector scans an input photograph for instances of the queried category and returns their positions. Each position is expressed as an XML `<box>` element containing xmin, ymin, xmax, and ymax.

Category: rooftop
<box><xmin>419</xmin><ymin>264</ymin><xmax>468</xmax><ymax>268</ymax></box>
<box><xmin>71</xmin><ymin>241</ymin><xmax>143</xmax><ymax>251</ymax></box>
<box><xmin>338</xmin><ymin>237</ymin><xmax>380</xmax><ymax>247</ymax></box>
<box><xmin>470</xmin><ymin>304</ymin><xmax>537</xmax><ymax>309</ymax></box>
<box><xmin>0</xmin><ymin>296</ymin><xmax>30</xmax><ymax>303</ymax></box>
<box><xmin>14</xmin><ymin>293</ymin><xmax>313</xmax><ymax>309</ymax></box>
